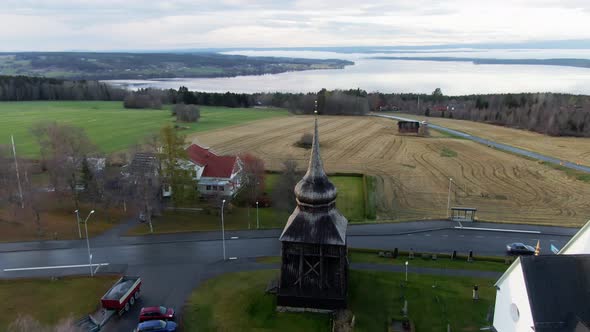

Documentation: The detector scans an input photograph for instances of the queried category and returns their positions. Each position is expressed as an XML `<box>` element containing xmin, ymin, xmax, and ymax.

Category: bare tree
<box><xmin>124</xmin><ymin>152</ymin><xmax>162</xmax><ymax>232</ymax></box>
<box><xmin>235</xmin><ymin>153</ymin><xmax>265</xmax><ymax>216</ymax></box>
<box><xmin>271</xmin><ymin>159</ymin><xmax>302</xmax><ymax>213</ymax></box>
<box><xmin>21</xmin><ymin>162</ymin><xmax>47</xmax><ymax>236</ymax></box>
<box><xmin>30</xmin><ymin>122</ymin><xmax>96</xmax><ymax>210</ymax></box>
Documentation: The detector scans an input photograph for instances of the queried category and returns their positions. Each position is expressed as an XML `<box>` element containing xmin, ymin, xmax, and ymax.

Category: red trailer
<box><xmin>101</xmin><ymin>276</ymin><xmax>142</xmax><ymax>316</ymax></box>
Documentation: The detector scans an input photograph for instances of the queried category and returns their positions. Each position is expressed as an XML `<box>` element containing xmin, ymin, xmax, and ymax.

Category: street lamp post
<box><xmin>256</xmin><ymin>201</ymin><xmax>259</xmax><ymax>229</ymax></box>
<box><xmin>221</xmin><ymin>199</ymin><xmax>226</xmax><ymax>260</ymax></box>
<box><xmin>447</xmin><ymin>178</ymin><xmax>453</xmax><ymax>218</ymax></box>
<box><xmin>405</xmin><ymin>261</ymin><xmax>409</xmax><ymax>282</ymax></box>
<box><xmin>74</xmin><ymin>209</ymin><xmax>82</xmax><ymax>239</ymax></box>
<box><xmin>82</xmin><ymin>210</ymin><xmax>95</xmax><ymax>277</ymax></box>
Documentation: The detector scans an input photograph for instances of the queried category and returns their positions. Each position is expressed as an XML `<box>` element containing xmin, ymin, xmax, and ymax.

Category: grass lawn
<box><xmin>350</xmin><ymin>270</ymin><xmax>494</xmax><ymax>331</ymax></box>
<box><xmin>128</xmin><ymin>208</ymin><xmax>292</xmax><ymax>235</ymax></box>
<box><xmin>349</xmin><ymin>250</ymin><xmax>509</xmax><ymax>272</ymax></box>
<box><xmin>0</xmin><ymin>101</ymin><xmax>288</xmax><ymax>157</ymax></box>
<box><xmin>256</xmin><ymin>249</ymin><xmax>510</xmax><ymax>272</ymax></box>
<box><xmin>0</xmin><ymin>275</ymin><xmax>119</xmax><ymax>330</ymax></box>
<box><xmin>183</xmin><ymin>270</ymin><xmax>330</xmax><ymax>331</ymax></box>
<box><xmin>183</xmin><ymin>269</ymin><xmax>494</xmax><ymax>331</ymax></box>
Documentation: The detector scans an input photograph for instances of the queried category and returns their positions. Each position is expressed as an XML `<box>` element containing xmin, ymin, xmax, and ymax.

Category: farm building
<box><xmin>398</xmin><ymin>120</ymin><xmax>420</xmax><ymax>134</ymax></box>
<box><xmin>185</xmin><ymin>144</ymin><xmax>243</xmax><ymax>197</ymax></box>
<box><xmin>398</xmin><ymin>120</ymin><xmax>428</xmax><ymax>136</ymax></box>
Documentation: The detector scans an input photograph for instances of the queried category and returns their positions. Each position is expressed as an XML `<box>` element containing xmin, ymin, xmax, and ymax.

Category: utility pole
<box><xmin>81</xmin><ymin>210</ymin><xmax>95</xmax><ymax>277</ymax></box>
<box><xmin>74</xmin><ymin>209</ymin><xmax>82</xmax><ymax>239</ymax></box>
<box><xmin>256</xmin><ymin>201</ymin><xmax>259</xmax><ymax>229</ymax></box>
<box><xmin>11</xmin><ymin>135</ymin><xmax>24</xmax><ymax>208</ymax></box>
<box><xmin>447</xmin><ymin>178</ymin><xmax>453</xmax><ymax>218</ymax></box>
<box><xmin>221</xmin><ymin>199</ymin><xmax>226</xmax><ymax>260</ymax></box>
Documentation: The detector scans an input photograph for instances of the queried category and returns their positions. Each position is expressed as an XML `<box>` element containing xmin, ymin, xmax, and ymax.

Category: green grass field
<box><xmin>0</xmin><ymin>101</ymin><xmax>288</xmax><ymax>157</ymax></box>
<box><xmin>0</xmin><ymin>276</ymin><xmax>118</xmax><ymax>330</ymax></box>
<box><xmin>183</xmin><ymin>269</ymin><xmax>494</xmax><ymax>331</ymax></box>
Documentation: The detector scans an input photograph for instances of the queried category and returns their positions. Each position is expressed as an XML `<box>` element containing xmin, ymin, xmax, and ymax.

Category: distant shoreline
<box><xmin>0</xmin><ymin>52</ymin><xmax>354</xmax><ymax>80</ymax></box>
<box><xmin>370</xmin><ymin>56</ymin><xmax>590</xmax><ymax>69</ymax></box>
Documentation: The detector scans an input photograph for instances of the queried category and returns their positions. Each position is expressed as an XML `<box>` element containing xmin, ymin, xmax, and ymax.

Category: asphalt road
<box><xmin>0</xmin><ymin>221</ymin><xmax>577</xmax><ymax>331</ymax></box>
<box><xmin>373</xmin><ymin>113</ymin><xmax>590</xmax><ymax>173</ymax></box>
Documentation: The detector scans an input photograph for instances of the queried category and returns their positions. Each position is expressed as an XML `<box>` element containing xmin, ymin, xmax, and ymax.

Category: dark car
<box><xmin>506</xmin><ymin>242</ymin><xmax>536</xmax><ymax>255</ymax></box>
<box><xmin>139</xmin><ymin>306</ymin><xmax>175</xmax><ymax>322</ymax></box>
<box><xmin>134</xmin><ymin>320</ymin><xmax>177</xmax><ymax>332</ymax></box>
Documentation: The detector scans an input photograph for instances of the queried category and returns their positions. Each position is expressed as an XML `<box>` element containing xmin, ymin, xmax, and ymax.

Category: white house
<box><xmin>559</xmin><ymin>220</ymin><xmax>590</xmax><ymax>255</ymax></box>
<box><xmin>185</xmin><ymin>144</ymin><xmax>242</xmax><ymax>197</ymax></box>
<box><xmin>493</xmin><ymin>221</ymin><xmax>590</xmax><ymax>332</ymax></box>
<box><xmin>493</xmin><ymin>255</ymin><xmax>590</xmax><ymax>331</ymax></box>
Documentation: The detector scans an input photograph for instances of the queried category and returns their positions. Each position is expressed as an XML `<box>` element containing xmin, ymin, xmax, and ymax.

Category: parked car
<box><xmin>134</xmin><ymin>320</ymin><xmax>177</xmax><ymax>332</ymax></box>
<box><xmin>139</xmin><ymin>306</ymin><xmax>175</xmax><ymax>322</ymax></box>
<box><xmin>506</xmin><ymin>243</ymin><xmax>535</xmax><ymax>255</ymax></box>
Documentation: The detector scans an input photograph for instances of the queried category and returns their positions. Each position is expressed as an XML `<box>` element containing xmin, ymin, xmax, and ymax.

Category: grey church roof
<box><xmin>294</xmin><ymin>117</ymin><xmax>338</xmax><ymax>206</ymax></box>
<box><xmin>520</xmin><ymin>255</ymin><xmax>590</xmax><ymax>331</ymax></box>
<box><xmin>279</xmin><ymin>117</ymin><xmax>348</xmax><ymax>246</ymax></box>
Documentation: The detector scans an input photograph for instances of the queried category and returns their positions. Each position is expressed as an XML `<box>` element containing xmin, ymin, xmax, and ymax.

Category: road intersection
<box><xmin>0</xmin><ymin>220</ymin><xmax>577</xmax><ymax>331</ymax></box>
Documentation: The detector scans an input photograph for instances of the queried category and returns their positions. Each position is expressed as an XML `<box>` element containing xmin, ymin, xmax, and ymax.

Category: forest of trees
<box><xmin>379</xmin><ymin>90</ymin><xmax>590</xmax><ymax>137</ymax></box>
<box><xmin>0</xmin><ymin>75</ymin><xmax>126</xmax><ymax>101</ymax></box>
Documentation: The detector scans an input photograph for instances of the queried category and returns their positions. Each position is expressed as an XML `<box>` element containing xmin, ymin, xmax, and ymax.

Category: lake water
<box><xmin>105</xmin><ymin>49</ymin><xmax>590</xmax><ymax>95</ymax></box>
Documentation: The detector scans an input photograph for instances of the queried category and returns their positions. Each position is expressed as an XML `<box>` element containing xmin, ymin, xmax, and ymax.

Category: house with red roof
<box><xmin>185</xmin><ymin>144</ymin><xmax>243</xmax><ymax>197</ymax></box>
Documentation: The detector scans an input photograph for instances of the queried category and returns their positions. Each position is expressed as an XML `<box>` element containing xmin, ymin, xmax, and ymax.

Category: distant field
<box><xmin>0</xmin><ymin>101</ymin><xmax>288</xmax><ymax>157</ymax></box>
<box><xmin>192</xmin><ymin>115</ymin><xmax>590</xmax><ymax>226</ymax></box>
<box><xmin>398</xmin><ymin>112</ymin><xmax>590</xmax><ymax>168</ymax></box>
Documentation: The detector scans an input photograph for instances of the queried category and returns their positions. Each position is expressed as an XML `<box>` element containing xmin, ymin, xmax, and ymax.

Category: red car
<box><xmin>139</xmin><ymin>306</ymin><xmax>175</xmax><ymax>322</ymax></box>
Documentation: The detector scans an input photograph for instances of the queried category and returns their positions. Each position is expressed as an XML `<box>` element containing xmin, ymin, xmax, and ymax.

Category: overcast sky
<box><xmin>1</xmin><ymin>0</ymin><xmax>590</xmax><ymax>51</ymax></box>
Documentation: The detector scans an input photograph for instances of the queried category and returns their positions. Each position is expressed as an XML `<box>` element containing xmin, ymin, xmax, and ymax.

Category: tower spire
<box><xmin>306</xmin><ymin>100</ymin><xmax>325</xmax><ymax>179</ymax></box>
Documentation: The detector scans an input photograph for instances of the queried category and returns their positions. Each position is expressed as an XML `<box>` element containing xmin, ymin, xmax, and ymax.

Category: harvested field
<box><xmin>190</xmin><ymin>116</ymin><xmax>590</xmax><ymax>226</ymax></box>
<box><xmin>397</xmin><ymin>113</ymin><xmax>590</xmax><ymax>167</ymax></box>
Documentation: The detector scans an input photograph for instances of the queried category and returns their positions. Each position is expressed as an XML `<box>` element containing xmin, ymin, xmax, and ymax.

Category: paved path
<box><xmin>373</xmin><ymin>113</ymin><xmax>590</xmax><ymax>173</ymax></box>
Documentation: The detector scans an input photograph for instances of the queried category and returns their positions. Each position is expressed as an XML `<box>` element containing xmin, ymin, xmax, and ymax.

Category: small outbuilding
<box><xmin>450</xmin><ymin>207</ymin><xmax>477</xmax><ymax>222</ymax></box>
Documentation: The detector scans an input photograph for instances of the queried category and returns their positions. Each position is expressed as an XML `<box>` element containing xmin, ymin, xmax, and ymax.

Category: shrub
<box><xmin>296</xmin><ymin>132</ymin><xmax>313</xmax><ymax>149</ymax></box>
<box><xmin>123</xmin><ymin>94</ymin><xmax>162</xmax><ymax>109</ymax></box>
<box><xmin>174</xmin><ymin>104</ymin><xmax>201</xmax><ymax>122</ymax></box>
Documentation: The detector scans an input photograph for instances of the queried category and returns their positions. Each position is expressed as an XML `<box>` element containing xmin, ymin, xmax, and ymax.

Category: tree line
<box><xmin>5</xmin><ymin>75</ymin><xmax>590</xmax><ymax>136</ymax></box>
<box><xmin>385</xmin><ymin>89</ymin><xmax>590</xmax><ymax>137</ymax></box>
<box><xmin>0</xmin><ymin>75</ymin><xmax>127</xmax><ymax>101</ymax></box>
